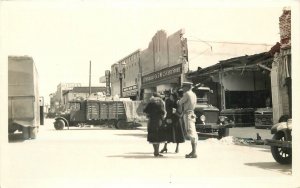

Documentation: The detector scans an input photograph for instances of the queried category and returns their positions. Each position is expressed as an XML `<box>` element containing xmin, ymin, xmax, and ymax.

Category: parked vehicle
<box><xmin>255</xmin><ymin>107</ymin><xmax>273</xmax><ymax>129</ymax></box>
<box><xmin>192</xmin><ymin>85</ymin><xmax>233</xmax><ymax>139</ymax></box>
<box><xmin>53</xmin><ymin>99</ymin><xmax>146</xmax><ymax>130</ymax></box>
<box><xmin>8</xmin><ymin>56</ymin><xmax>40</xmax><ymax>139</ymax></box>
<box><xmin>221</xmin><ymin>108</ymin><xmax>255</xmax><ymax>127</ymax></box>
<box><xmin>264</xmin><ymin>116</ymin><xmax>292</xmax><ymax>164</ymax></box>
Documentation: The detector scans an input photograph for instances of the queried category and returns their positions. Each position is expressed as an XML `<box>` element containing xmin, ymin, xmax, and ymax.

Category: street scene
<box><xmin>1</xmin><ymin>1</ymin><xmax>299</xmax><ymax>188</ymax></box>
<box><xmin>4</xmin><ymin>118</ymin><xmax>293</xmax><ymax>188</ymax></box>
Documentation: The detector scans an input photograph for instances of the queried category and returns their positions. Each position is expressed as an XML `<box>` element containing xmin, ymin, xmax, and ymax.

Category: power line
<box><xmin>187</xmin><ymin>38</ymin><xmax>273</xmax><ymax>46</ymax></box>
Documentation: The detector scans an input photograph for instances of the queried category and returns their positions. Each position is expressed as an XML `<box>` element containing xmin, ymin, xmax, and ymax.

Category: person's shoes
<box><xmin>185</xmin><ymin>153</ymin><xmax>197</xmax><ymax>158</ymax></box>
<box><xmin>154</xmin><ymin>153</ymin><xmax>164</xmax><ymax>157</ymax></box>
<box><xmin>160</xmin><ymin>148</ymin><xmax>168</xmax><ymax>153</ymax></box>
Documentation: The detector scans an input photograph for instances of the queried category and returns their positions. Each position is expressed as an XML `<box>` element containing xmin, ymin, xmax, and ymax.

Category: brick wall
<box><xmin>279</xmin><ymin>8</ymin><xmax>291</xmax><ymax>49</ymax></box>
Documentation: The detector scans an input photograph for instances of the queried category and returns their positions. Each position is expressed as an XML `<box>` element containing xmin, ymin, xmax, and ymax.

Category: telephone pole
<box><xmin>89</xmin><ymin>60</ymin><xmax>91</xmax><ymax>96</ymax></box>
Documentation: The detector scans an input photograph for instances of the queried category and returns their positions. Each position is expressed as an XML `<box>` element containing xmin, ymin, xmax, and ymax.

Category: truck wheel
<box><xmin>270</xmin><ymin>132</ymin><xmax>292</xmax><ymax>164</ymax></box>
<box><xmin>54</xmin><ymin>119</ymin><xmax>65</xmax><ymax>130</ymax></box>
<box><xmin>29</xmin><ymin>127</ymin><xmax>38</xmax><ymax>139</ymax></box>
<box><xmin>115</xmin><ymin>120</ymin><xmax>128</xmax><ymax>129</ymax></box>
<box><xmin>22</xmin><ymin>127</ymin><xmax>30</xmax><ymax>140</ymax></box>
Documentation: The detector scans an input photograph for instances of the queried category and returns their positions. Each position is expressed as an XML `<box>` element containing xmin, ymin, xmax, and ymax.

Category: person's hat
<box><xmin>181</xmin><ymin>82</ymin><xmax>193</xmax><ymax>87</ymax></box>
<box><xmin>152</xmin><ymin>92</ymin><xmax>162</xmax><ymax>98</ymax></box>
<box><xmin>164</xmin><ymin>90</ymin><xmax>171</xmax><ymax>96</ymax></box>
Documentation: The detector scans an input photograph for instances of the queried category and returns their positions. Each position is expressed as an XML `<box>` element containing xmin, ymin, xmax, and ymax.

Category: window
<box><xmin>70</xmin><ymin>102</ymin><xmax>80</xmax><ymax>111</ymax></box>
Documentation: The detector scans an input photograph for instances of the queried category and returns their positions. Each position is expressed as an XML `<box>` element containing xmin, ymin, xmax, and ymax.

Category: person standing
<box><xmin>160</xmin><ymin>92</ymin><xmax>185</xmax><ymax>153</ymax></box>
<box><xmin>143</xmin><ymin>92</ymin><xmax>166</xmax><ymax>157</ymax></box>
<box><xmin>178</xmin><ymin>82</ymin><xmax>198</xmax><ymax>158</ymax></box>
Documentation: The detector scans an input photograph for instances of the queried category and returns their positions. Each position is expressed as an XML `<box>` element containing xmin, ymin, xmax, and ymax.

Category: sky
<box><xmin>0</xmin><ymin>0</ymin><xmax>296</xmax><ymax>104</ymax></box>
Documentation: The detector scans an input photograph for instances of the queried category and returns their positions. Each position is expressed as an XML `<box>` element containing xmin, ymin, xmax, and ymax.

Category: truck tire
<box><xmin>54</xmin><ymin>119</ymin><xmax>65</xmax><ymax>130</ymax></box>
<box><xmin>270</xmin><ymin>132</ymin><xmax>292</xmax><ymax>164</ymax></box>
<box><xmin>115</xmin><ymin>120</ymin><xmax>128</xmax><ymax>129</ymax></box>
<box><xmin>22</xmin><ymin>126</ymin><xmax>30</xmax><ymax>140</ymax></box>
<box><xmin>29</xmin><ymin>127</ymin><xmax>38</xmax><ymax>139</ymax></box>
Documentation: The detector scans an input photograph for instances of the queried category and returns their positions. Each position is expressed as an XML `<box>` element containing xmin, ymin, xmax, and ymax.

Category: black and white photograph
<box><xmin>0</xmin><ymin>0</ymin><xmax>299</xmax><ymax>187</ymax></box>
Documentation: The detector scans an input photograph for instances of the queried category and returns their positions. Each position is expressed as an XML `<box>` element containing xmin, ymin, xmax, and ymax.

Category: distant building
<box><xmin>111</xmin><ymin>49</ymin><xmax>141</xmax><ymax>100</ymax></box>
<box><xmin>110</xmin><ymin>28</ymin><xmax>273</xmax><ymax>102</ymax></box>
<box><xmin>49</xmin><ymin>83</ymin><xmax>81</xmax><ymax>113</ymax></box>
<box><xmin>63</xmin><ymin>86</ymin><xmax>106</xmax><ymax>108</ymax></box>
<box><xmin>110</xmin><ymin>29</ymin><xmax>188</xmax><ymax>101</ymax></box>
<box><xmin>56</xmin><ymin>83</ymin><xmax>81</xmax><ymax>104</ymax></box>
<box><xmin>140</xmin><ymin>29</ymin><xmax>188</xmax><ymax>101</ymax></box>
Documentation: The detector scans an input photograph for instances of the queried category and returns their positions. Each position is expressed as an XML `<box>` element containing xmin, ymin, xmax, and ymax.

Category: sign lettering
<box><xmin>142</xmin><ymin>64</ymin><xmax>182</xmax><ymax>84</ymax></box>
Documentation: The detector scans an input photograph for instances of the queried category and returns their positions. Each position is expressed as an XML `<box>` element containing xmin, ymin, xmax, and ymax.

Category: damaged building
<box><xmin>187</xmin><ymin>51</ymin><xmax>274</xmax><ymax>127</ymax></box>
<box><xmin>187</xmin><ymin>8</ymin><xmax>292</xmax><ymax>128</ymax></box>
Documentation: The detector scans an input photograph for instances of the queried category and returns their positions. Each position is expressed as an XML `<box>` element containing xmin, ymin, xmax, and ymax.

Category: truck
<box><xmin>53</xmin><ymin>99</ymin><xmax>146</xmax><ymax>130</ymax></box>
<box><xmin>8</xmin><ymin>56</ymin><xmax>40</xmax><ymax>140</ymax></box>
<box><xmin>192</xmin><ymin>85</ymin><xmax>233</xmax><ymax>139</ymax></box>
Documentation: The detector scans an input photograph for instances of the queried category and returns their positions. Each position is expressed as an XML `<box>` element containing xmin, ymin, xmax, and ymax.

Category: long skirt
<box><xmin>164</xmin><ymin>116</ymin><xmax>185</xmax><ymax>143</ymax></box>
<box><xmin>147</xmin><ymin>118</ymin><xmax>166</xmax><ymax>143</ymax></box>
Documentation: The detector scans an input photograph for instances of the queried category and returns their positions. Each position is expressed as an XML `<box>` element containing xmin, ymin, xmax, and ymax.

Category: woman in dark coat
<box><xmin>143</xmin><ymin>92</ymin><xmax>166</xmax><ymax>157</ymax></box>
<box><xmin>160</xmin><ymin>92</ymin><xmax>185</xmax><ymax>153</ymax></box>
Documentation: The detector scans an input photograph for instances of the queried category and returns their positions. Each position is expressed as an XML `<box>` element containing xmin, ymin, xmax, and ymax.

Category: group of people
<box><xmin>143</xmin><ymin>82</ymin><xmax>198</xmax><ymax>158</ymax></box>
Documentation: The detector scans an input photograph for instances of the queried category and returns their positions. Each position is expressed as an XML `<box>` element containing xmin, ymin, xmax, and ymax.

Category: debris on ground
<box><xmin>202</xmin><ymin>136</ymin><xmax>265</xmax><ymax>146</ymax></box>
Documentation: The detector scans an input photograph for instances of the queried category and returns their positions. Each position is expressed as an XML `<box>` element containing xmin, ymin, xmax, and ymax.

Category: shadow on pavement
<box><xmin>244</xmin><ymin>162</ymin><xmax>292</xmax><ymax>174</ymax></box>
<box><xmin>8</xmin><ymin>133</ymin><xmax>25</xmax><ymax>143</ymax></box>
<box><xmin>49</xmin><ymin>127</ymin><xmax>117</xmax><ymax>131</ymax></box>
<box><xmin>114</xmin><ymin>133</ymin><xmax>147</xmax><ymax>138</ymax></box>
<box><xmin>107</xmin><ymin>152</ymin><xmax>183</xmax><ymax>159</ymax></box>
<box><xmin>234</xmin><ymin>143</ymin><xmax>271</xmax><ymax>151</ymax></box>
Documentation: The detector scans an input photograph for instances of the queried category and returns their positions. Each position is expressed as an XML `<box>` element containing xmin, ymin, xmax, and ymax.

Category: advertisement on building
<box><xmin>105</xmin><ymin>70</ymin><xmax>111</xmax><ymax>96</ymax></box>
<box><xmin>142</xmin><ymin>63</ymin><xmax>182</xmax><ymax>86</ymax></box>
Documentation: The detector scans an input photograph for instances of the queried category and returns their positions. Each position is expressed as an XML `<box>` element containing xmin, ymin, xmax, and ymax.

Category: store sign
<box><xmin>123</xmin><ymin>85</ymin><xmax>137</xmax><ymax>92</ymax></box>
<box><xmin>123</xmin><ymin>85</ymin><xmax>137</xmax><ymax>97</ymax></box>
<box><xmin>142</xmin><ymin>64</ymin><xmax>182</xmax><ymax>84</ymax></box>
<box><xmin>123</xmin><ymin>92</ymin><xmax>137</xmax><ymax>97</ymax></box>
<box><xmin>105</xmin><ymin>70</ymin><xmax>111</xmax><ymax>96</ymax></box>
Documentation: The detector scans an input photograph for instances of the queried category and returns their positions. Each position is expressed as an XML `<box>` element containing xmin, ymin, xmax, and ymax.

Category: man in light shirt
<box><xmin>178</xmin><ymin>82</ymin><xmax>198</xmax><ymax>158</ymax></box>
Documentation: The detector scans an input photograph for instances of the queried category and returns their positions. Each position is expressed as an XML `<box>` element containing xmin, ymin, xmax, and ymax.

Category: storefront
<box><xmin>188</xmin><ymin>52</ymin><xmax>274</xmax><ymax>127</ymax></box>
<box><xmin>141</xmin><ymin>63</ymin><xmax>185</xmax><ymax>100</ymax></box>
<box><xmin>122</xmin><ymin>85</ymin><xmax>138</xmax><ymax>100</ymax></box>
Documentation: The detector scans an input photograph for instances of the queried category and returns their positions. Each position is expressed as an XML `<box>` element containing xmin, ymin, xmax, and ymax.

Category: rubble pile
<box><xmin>202</xmin><ymin>136</ymin><xmax>260</xmax><ymax>145</ymax></box>
<box><xmin>204</xmin><ymin>136</ymin><xmax>235</xmax><ymax>145</ymax></box>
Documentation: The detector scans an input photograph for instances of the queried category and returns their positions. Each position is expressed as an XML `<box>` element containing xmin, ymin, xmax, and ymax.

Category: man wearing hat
<box><xmin>178</xmin><ymin>82</ymin><xmax>198</xmax><ymax>158</ymax></box>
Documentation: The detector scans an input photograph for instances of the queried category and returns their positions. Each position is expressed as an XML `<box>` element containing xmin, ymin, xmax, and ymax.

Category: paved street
<box><xmin>3</xmin><ymin>118</ymin><xmax>295</xmax><ymax>188</ymax></box>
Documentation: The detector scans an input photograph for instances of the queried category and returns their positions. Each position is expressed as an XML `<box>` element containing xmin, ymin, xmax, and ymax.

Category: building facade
<box><xmin>110</xmin><ymin>28</ymin><xmax>273</xmax><ymax>102</ymax></box>
<box><xmin>49</xmin><ymin>82</ymin><xmax>81</xmax><ymax>113</ymax></box>
<box><xmin>140</xmin><ymin>29</ymin><xmax>189</xmax><ymax>100</ymax></box>
<box><xmin>187</xmin><ymin>52</ymin><xmax>273</xmax><ymax>127</ymax></box>
<box><xmin>62</xmin><ymin>86</ymin><xmax>106</xmax><ymax>109</ymax></box>
<box><xmin>111</xmin><ymin>49</ymin><xmax>141</xmax><ymax>99</ymax></box>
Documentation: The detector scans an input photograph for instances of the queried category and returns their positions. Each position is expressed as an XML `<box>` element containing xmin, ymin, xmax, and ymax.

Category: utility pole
<box><xmin>89</xmin><ymin>60</ymin><xmax>91</xmax><ymax>96</ymax></box>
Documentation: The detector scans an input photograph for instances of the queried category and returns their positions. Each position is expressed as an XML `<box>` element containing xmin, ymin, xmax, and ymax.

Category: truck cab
<box><xmin>192</xmin><ymin>86</ymin><xmax>232</xmax><ymax>138</ymax></box>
